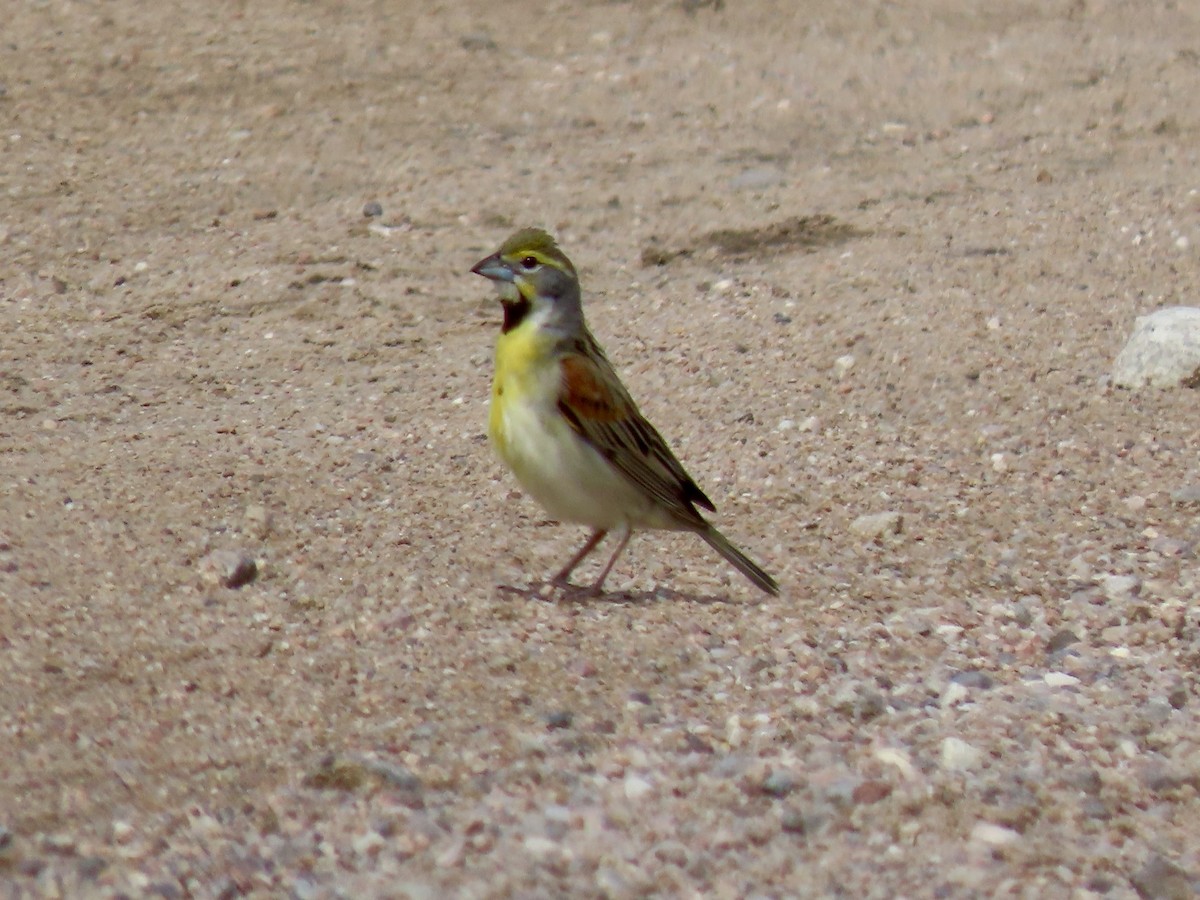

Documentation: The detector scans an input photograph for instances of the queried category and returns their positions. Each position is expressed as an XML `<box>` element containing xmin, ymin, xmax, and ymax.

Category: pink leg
<box><xmin>588</xmin><ymin>527</ymin><xmax>632</xmax><ymax>595</ymax></box>
<box><xmin>552</xmin><ymin>529</ymin><xmax>607</xmax><ymax>586</ymax></box>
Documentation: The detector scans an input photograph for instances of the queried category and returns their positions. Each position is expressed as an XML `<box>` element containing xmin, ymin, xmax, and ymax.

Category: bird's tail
<box><xmin>699</xmin><ymin>528</ymin><xmax>779</xmax><ymax>596</ymax></box>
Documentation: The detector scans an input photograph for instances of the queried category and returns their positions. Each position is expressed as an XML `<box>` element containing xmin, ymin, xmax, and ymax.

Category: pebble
<box><xmin>362</xmin><ymin>200</ymin><xmax>384</xmax><ymax>218</ymax></box>
<box><xmin>970</xmin><ymin>822</ymin><xmax>1021</xmax><ymax>847</ymax></box>
<box><xmin>1044</xmin><ymin>672</ymin><xmax>1081</xmax><ymax>688</ymax></box>
<box><xmin>1111</xmin><ymin>306</ymin><xmax>1200</xmax><ymax>389</ymax></box>
<box><xmin>760</xmin><ymin>771</ymin><xmax>798</xmax><ymax>798</ymax></box>
<box><xmin>874</xmin><ymin>747</ymin><xmax>918</xmax><ymax>781</ymax></box>
<box><xmin>1169</xmin><ymin>484</ymin><xmax>1200</xmax><ymax>504</ymax></box>
<box><xmin>460</xmin><ymin>32</ymin><xmax>498</xmax><ymax>52</ymax></box>
<box><xmin>831</xmin><ymin>684</ymin><xmax>886</xmax><ymax>721</ymax></box>
<box><xmin>852</xmin><ymin>780</ymin><xmax>892</xmax><ymax>804</ymax></box>
<box><xmin>623</xmin><ymin>773</ymin><xmax>653</xmax><ymax>800</ymax></box>
<box><xmin>941</xmin><ymin>737</ymin><xmax>984</xmax><ymax>772</ymax></box>
<box><xmin>1046</xmin><ymin>629</ymin><xmax>1080</xmax><ymax>654</ymax></box>
<box><xmin>849</xmin><ymin>511</ymin><xmax>903</xmax><ymax>540</ymax></box>
<box><xmin>244</xmin><ymin>503</ymin><xmax>273</xmax><ymax>538</ymax></box>
<box><xmin>1101</xmin><ymin>574</ymin><xmax>1140</xmax><ymax>603</ymax></box>
<box><xmin>941</xmin><ymin>681</ymin><xmax>970</xmax><ymax>707</ymax></box>
<box><xmin>199</xmin><ymin>549</ymin><xmax>258</xmax><ymax>588</ymax></box>
<box><xmin>779</xmin><ymin>807</ymin><xmax>809</xmax><ymax>834</ymax></box>
<box><xmin>833</xmin><ymin>354</ymin><xmax>856</xmax><ymax>378</ymax></box>
<box><xmin>1129</xmin><ymin>855</ymin><xmax>1195</xmax><ymax>900</ymax></box>
<box><xmin>950</xmin><ymin>669</ymin><xmax>995</xmax><ymax>690</ymax></box>
<box><xmin>523</xmin><ymin>835</ymin><xmax>560</xmax><ymax>857</ymax></box>
<box><xmin>545</xmin><ymin>710</ymin><xmax>574</xmax><ymax>730</ymax></box>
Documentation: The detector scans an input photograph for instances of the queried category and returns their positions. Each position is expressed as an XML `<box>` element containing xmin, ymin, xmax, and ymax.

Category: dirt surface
<box><xmin>3</xmin><ymin>0</ymin><xmax>1199</xmax><ymax>896</ymax></box>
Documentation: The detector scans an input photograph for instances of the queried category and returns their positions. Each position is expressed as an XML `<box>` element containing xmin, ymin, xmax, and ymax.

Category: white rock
<box><xmin>1044</xmin><ymin>672</ymin><xmax>1081</xmax><ymax>687</ymax></box>
<box><xmin>849</xmin><ymin>511</ymin><xmax>903</xmax><ymax>539</ymax></box>
<box><xmin>940</xmin><ymin>682</ymin><xmax>970</xmax><ymax>708</ymax></box>
<box><xmin>874</xmin><ymin>747</ymin><xmax>918</xmax><ymax>781</ymax></box>
<box><xmin>523</xmin><ymin>836</ymin><xmax>560</xmax><ymax>856</ymax></box>
<box><xmin>1112</xmin><ymin>306</ymin><xmax>1200</xmax><ymax>388</ymax></box>
<box><xmin>970</xmin><ymin>822</ymin><xmax>1021</xmax><ymax>846</ymax></box>
<box><xmin>623</xmin><ymin>773</ymin><xmax>653</xmax><ymax>801</ymax></box>
<box><xmin>1102</xmin><ymin>574</ymin><xmax>1140</xmax><ymax>602</ymax></box>
<box><xmin>941</xmin><ymin>737</ymin><xmax>984</xmax><ymax>771</ymax></box>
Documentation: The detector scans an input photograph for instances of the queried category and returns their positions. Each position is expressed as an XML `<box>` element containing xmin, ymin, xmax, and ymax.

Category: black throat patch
<box><xmin>501</xmin><ymin>299</ymin><xmax>531</xmax><ymax>334</ymax></box>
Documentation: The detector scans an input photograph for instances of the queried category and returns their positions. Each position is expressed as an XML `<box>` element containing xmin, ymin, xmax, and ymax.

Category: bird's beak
<box><xmin>470</xmin><ymin>253</ymin><xmax>514</xmax><ymax>282</ymax></box>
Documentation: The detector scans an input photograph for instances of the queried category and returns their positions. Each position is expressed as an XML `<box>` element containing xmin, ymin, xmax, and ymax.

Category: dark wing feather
<box><xmin>557</xmin><ymin>337</ymin><xmax>715</xmax><ymax>525</ymax></box>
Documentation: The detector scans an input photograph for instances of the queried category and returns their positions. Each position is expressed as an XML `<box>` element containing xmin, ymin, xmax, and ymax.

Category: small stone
<box><xmin>941</xmin><ymin>681</ymin><xmax>970</xmax><ymax>707</ymax></box>
<box><xmin>1102</xmin><ymin>574</ymin><xmax>1140</xmax><ymax>602</ymax></box>
<box><xmin>1044</xmin><ymin>672</ymin><xmax>1080</xmax><ymax>688</ymax></box>
<box><xmin>761</xmin><ymin>771</ymin><xmax>797</xmax><ymax>798</ymax></box>
<box><xmin>624</xmin><ymin>773</ymin><xmax>653</xmax><ymax>800</ymax></box>
<box><xmin>199</xmin><ymin>549</ymin><xmax>258</xmax><ymax>588</ymax></box>
<box><xmin>545</xmin><ymin>710</ymin><xmax>574</xmax><ymax>730</ymax></box>
<box><xmin>970</xmin><ymin>822</ymin><xmax>1021</xmax><ymax>847</ymax></box>
<box><xmin>1170</xmin><ymin>485</ymin><xmax>1200</xmax><ymax>504</ymax></box>
<box><xmin>779</xmin><ymin>807</ymin><xmax>809</xmax><ymax>834</ymax></box>
<box><xmin>1112</xmin><ymin>306</ymin><xmax>1200</xmax><ymax>389</ymax></box>
<box><xmin>434</xmin><ymin>836</ymin><xmax>465</xmax><ymax>868</ymax></box>
<box><xmin>523</xmin><ymin>835</ymin><xmax>559</xmax><ymax>856</ymax></box>
<box><xmin>834</xmin><ymin>354</ymin><xmax>856</xmax><ymax>378</ymax></box>
<box><xmin>852</xmin><ymin>780</ymin><xmax>892</xmax><ymax>804</ymax></box>
<box><xmin>362</xmin><ymin>201</ymin><xmax>384</xmax><ymax>218</ymax></box>
<box><xmin>1129</xmin><ymin>855</ymin><xmax>1194</xmax><ymax>900</ymax></box>
<box><xmin>1167</xmin><ymin>685</ymin><xmax>1188</xmax><ymax>709</ymax></box>
<box><xmin>950</xmin><ymin>669</ymin><xmax>994</xmax><ymax>690</ymax></box>
<box><xmin>831</xmin><ymin>685</ymin><xmax>886</xmax><ymax>721</ymax></box>
<box><xmin>244</xmin><ymin>503</ymin><xmax>273</xmax><ymax>538</ymax></box>
<box><xmin>874</xmin><ymin>747</ymin><xmax>918</xmax><ymax>781</ymax></box>
<box><xmin>941</xmin><ymin>737</ymin><xmax>984</xmax><ymax>772</ymax></box>
<box><xmin>460</xmin><ymin>32</ymin><xmax>498</xmax><ymax>52</ymax></box>
<box><xmin>849</xmin><ymin>511</ymin><xmax>903</xmax><ymax>540</ymax></box>
<box><xmin>1046</xmin><ymin>629</ymin><xmax>1080</xmax><ymax>654</ymax></box>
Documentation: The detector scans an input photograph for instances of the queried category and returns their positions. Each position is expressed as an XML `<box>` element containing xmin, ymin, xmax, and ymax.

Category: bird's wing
<box><xmin>556</xmin><ymin>340</ymin><xmax>715</xmax><ymax>524</ymax></box>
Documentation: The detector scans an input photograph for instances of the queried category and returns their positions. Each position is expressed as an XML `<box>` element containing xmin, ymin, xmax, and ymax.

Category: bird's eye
<box><xmin>520</xmin><ymin>256</ymin><xmax>538</xmax><ymax>270</ymax></box>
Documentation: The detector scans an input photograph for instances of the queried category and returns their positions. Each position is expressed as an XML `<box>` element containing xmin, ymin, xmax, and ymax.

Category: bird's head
<box><xmin>471</xmin><ymin>228</ymin><xmax>582</xmax><ymax>333</ymax></box>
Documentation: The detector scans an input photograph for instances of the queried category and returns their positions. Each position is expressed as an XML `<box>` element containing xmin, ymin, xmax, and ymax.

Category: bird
<box><xmin>470</xmin><ymin>227</ymin><xmax>779</xmax><ymax>597</ymax></box>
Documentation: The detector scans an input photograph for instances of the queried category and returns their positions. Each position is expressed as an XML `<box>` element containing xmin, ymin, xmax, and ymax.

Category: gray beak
<box><xmin>470</xmin><ymin>253</ymin><xmax>514</xmax><ymax>282</ymax></box>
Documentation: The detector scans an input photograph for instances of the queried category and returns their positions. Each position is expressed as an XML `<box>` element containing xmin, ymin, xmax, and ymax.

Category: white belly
<box><xmin>492</xmin><ymin>389</ymin><xmax>657</xmax><ymax>530</ymax></box>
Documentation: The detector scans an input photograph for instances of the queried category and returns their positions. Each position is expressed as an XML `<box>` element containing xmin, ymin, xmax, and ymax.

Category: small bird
<box><xmin>471</xmin><ymin>228</ymin><xmax>779</xmax><ymax>597</ymax></box>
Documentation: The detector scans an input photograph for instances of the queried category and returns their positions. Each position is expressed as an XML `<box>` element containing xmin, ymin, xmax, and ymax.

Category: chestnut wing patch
<box><xmin>559</xmin><ymin>353</ymin><xmax>632</xmax><ymax>423</ymax></box>
<box><xmin>557</xmin><ymin>351</ymin><xmax>715</xmax><ymax>520</ymax></box>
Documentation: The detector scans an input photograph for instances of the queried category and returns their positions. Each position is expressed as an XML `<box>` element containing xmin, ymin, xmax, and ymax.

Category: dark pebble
<box><xmin>1046</xmin><ymin>629</ymin><xmax>1080</xmax><ymax>654</ymax></box>
<box><xmin>545</xmin><ymin>710</ymin><xmax>574</xmax><ymax>730</ymax></box>
<box><xmin>761</xmin><ymin>771</ymin><xmax>797</xmax><ymax>798</ymax></box>
<box><xmin>950</xmin><ymin>669</ymin><xmax>994</xmax><ymax>690</ymax></box>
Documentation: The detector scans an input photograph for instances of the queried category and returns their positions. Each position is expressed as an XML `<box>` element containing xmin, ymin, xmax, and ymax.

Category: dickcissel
<box><xmin>471</xmin><ymin>228</ymin><xmax>779</xmax><ymax>597</ymax></box>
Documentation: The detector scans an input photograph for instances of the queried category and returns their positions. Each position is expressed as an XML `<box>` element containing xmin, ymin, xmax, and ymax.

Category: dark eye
<box><xmin>520</xmin><ymin>256</ymin><xmax>538</xmax><ymax>270</ymax></box>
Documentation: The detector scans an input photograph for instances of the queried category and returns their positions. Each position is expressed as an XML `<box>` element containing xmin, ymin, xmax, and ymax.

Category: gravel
<box><xmin>2</xmin><ymin>0</ymin><xmax>1199</xmax><ymax>897</ymax></box>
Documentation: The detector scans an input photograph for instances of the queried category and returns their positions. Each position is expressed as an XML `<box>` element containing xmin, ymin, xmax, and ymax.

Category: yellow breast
<box><xmin>488</xmin><ymin>318</ymin><xmax>657</xmax><ymax>530</ymax></box>
<box><xmin>488</xmin><ymin>319</ymin><xmax>560</xmax><ymax>457</ymax></box>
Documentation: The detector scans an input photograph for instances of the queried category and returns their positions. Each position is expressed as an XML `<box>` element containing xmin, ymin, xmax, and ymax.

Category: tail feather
<box><xmin>699</xmin><ymin>528</ymin><xmax>779</xmax><ymax>596</ymax></box>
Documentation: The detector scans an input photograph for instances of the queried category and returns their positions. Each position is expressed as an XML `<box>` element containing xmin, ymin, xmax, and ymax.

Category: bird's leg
<box><xmin>551</xmin><ymin>529</ymin><xmax>607</xmax><ymax>587</ymax></box>
<box><xmin>588</xmin><ymin>526</ymin><xmax>632</xmax><ymax>595</ymax></box>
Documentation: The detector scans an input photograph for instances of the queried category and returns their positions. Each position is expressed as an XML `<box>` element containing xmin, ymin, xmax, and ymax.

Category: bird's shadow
<box><xmin>496</xmin><ymin>581</ymin><xmax>743</xmax><ymax>606</ymax></box>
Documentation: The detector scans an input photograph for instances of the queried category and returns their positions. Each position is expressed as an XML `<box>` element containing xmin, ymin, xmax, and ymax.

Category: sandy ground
<box><xmin>2</xmin><ymin>0</ymin><xmax>1199</xmax><ymax>896</ymax></box>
